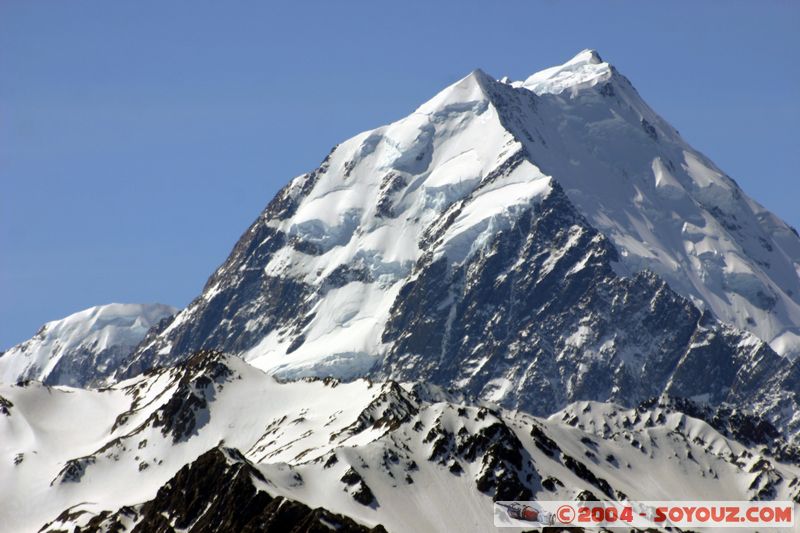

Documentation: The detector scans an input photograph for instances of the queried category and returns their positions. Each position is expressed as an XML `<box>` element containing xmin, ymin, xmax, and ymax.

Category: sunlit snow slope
<box><xmin>0</xmin><ymin>303</ymin><xmax>176</xmax><ymax>387</ymax></box>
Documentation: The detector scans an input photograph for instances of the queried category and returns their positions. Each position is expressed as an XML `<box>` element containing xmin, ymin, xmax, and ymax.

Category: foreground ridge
<box><xmin>1</xmin><ymin>354</ymin><xmax>798</xmax><ymax>532</ymax></box>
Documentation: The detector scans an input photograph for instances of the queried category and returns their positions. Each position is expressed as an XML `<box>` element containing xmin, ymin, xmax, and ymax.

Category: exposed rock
<box><xmin>41</xmin><ymin>447</ymin><xmax>385</xmax><ymax>533</ymax></box>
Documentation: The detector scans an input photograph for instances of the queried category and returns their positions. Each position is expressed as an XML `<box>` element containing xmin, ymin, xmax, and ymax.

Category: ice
<box><xmin>651</xmin><ymin>157</ymin><xmax>686</xmax><ymax>200</ymax></box>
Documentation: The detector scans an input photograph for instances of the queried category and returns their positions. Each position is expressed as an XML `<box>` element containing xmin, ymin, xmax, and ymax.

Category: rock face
<box><xmin>0</xmin><ymin>303</ymin><xmax>176</xmax><ymax>387</ymax></box>
<box><xmin>378</xmin><ymin>183</ymin><xmax>798</xmax><ymax>432</ymax></box>
<box><xmin>113</xmin><ymin>50</ymin><xmax>799</xmax><ymax>436</ymax></box>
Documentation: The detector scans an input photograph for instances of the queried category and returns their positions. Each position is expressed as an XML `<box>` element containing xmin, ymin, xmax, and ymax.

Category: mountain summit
<box><xmin>117</xmin><ymin>50</ymin><xmax>800</xmax><ymax>435</ymax></box>
<box><xmin>519</xmin><ymin>48</ymin><xmax>610</xmax><ymax>94</ymax></box>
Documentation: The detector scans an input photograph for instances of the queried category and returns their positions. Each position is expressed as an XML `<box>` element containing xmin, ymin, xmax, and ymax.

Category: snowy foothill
<box><xmin>2</xmin><ymin>353</ymin><xmax>797</xmax><ymax>532</ymax></box>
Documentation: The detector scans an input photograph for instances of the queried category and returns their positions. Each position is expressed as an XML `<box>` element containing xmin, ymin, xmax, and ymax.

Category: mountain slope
<box><xmin>0</xmin><ymin>303</ymin><xmax>176</xmax><ymax>387</ymax></box>
<box><xmin>114</xmin><ymin>51</ymin><xmax>799</xmax><ymax>437</ymax></box>
<box><xmin>504</xmin><ymin>50</ymin><xmax>800</xmax><ymax>357</ymax></box>
<box><xmin>3</xmin><ymin>353</ymin><xmax>798</xmax><ymax>532</ymax></box>
<box><xmin>124</xmin><ymin>67</ymin><xmax>547</xmax><ymax>379</ymax></box>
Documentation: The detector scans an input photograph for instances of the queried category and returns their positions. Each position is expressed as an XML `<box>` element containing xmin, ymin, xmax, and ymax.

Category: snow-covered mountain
<box><xmin>4</xmin><ymin>50</ymin><xmax>798</xmax><ymax>532</ymax></box>
<box><xmin>0</xmin><ymin>303</ymin><xmax>176</xmax><ymax>387</ymax></box>
<box><xmin>118</xmin><ymin>50</ymin><xmax>799</xmax><ymax>437</ymax></box>
<box><xmin>2</xmin><ymin>352</ymin><xmax>797</xmax><ymax>532</ymax></box>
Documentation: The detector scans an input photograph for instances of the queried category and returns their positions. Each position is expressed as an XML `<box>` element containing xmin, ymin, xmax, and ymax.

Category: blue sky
<box><xmin>2</xmin><ymin>1</ymin><xmax>798</xmax><ymax>348</ymax></box>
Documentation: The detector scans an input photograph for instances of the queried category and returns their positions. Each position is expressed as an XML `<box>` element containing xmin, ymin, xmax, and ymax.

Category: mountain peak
<box><xmin>520</xmin><ymin>49</ymin><xmax>613</xmax><ymax>95</ymax></box>
<box><xmin>414</xmin><ymin>68</ymin><xmax>494</xmax><ymax>115</ymax></box>
<box><xmin>570</xmin><ymin>48</ymin><xmax>604</xmax><ymax>65</ymax></box>
<box><xmin>419</xmin><ymin>50</ymin><xmax>613</xmax><ymax>113</ymax></box>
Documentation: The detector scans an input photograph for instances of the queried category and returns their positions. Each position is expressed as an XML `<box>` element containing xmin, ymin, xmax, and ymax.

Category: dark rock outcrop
<box><xmin>42</xmin><ymin>447</ymin><xmax>386</xmax><ymax>533</ymax></box>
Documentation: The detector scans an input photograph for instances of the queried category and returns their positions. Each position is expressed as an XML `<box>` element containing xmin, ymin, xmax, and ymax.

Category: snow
<box><xmin>248</xmin><ymin>281</ymin><xmax>403</xmax><ymax>380</ymax></box>
<box><xmin>415</xmin><ymin>69</ymin><xmax>491</xmax><ymax>116</ymax></box>
<box><xmin>270</xmin><ymin>48</ymin><xmax>798</xmax><ymax>368</ymax></box>
<box><xmin>236</xmin><ymin>68</ymin><xmax>557</xmax><ymax>377</ymax></box>
<box><xmin>651</xmin><ymin>157</ymin><xmax>686</xmax><ymax>200</ymax></box>
<box><xmin>435</xmin><ymin>160</ymin><xmax>551</xmax><ymax>264</ymax></box>
<box><xmin>503</xmin><ymin>51</ymin><xmax>800</xmax><ymax>358</ymax></box>
<box><xmin>423</xmin><ymin>149</ymin><xmax>481</xmax><ymax>189</ymax></box>
<box><xmin>3</xmin><ymin>356</ymin><xmax>798</xmax><ymax>533</ymax></box>
<box><xmin>770</xmin><ymin>330</ymin><xmax>800</xmax><ymax>357</ymax></box>
<box><xmin>0</xmin><ymin>303</ymin><xmax>176</xmax><ymax>386</ymax></box>
<box><xmin>520</xmin><ymin>49</ymin><xmax>612</xmax><ymax>95</ymax></box>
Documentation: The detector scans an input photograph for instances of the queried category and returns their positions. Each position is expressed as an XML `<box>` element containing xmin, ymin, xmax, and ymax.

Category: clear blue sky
<box><xmin>2</xmin><ymin>1</ymin><xmax>798</xmax><ymax>349</ymax></box>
